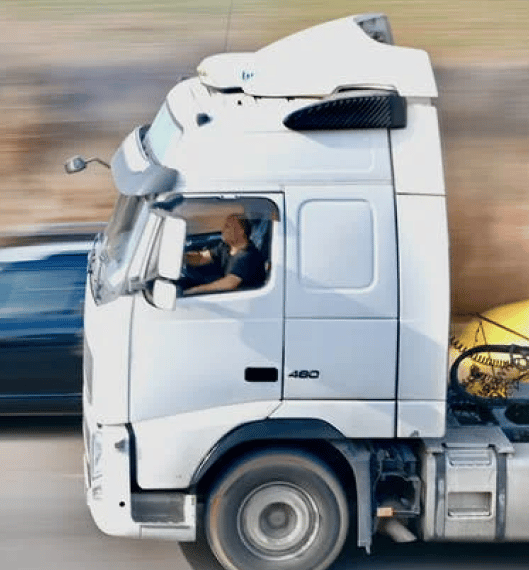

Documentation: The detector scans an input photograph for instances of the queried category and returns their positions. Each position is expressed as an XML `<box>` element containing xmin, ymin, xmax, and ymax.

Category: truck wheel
<box><xmin>205</xmin><ymin>449</ymin><xmax>349</xmax><ymax>570</ymax></box>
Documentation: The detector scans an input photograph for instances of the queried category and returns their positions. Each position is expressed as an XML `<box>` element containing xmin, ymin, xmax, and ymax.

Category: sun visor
<box><xmin>111</xmin><ymin>127</ymin><xmax>178</xmax><ymax>197</ymax></box>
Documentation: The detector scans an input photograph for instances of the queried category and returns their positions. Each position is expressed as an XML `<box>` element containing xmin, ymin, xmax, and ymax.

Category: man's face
<box><xmin>222</xmin><ymin>216</ymin><xmax>244</xmax><ymax>246</ymax></box>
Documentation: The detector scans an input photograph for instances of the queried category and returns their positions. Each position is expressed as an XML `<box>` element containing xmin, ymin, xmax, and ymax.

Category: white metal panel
<box><xmin>163</xmin><ymin>79</ymin><xmax>392</xmax><ymax>190</ymax></box>
<box><xmin>133</xmin><ymin>401</ymin><xmax>280</xmax><ymax>489</ymax></box>
<box><xmin>299</xmin><ymin>201</ymin><xmax>374</xmax><ymax>289</ymax></box>
<box><xmin>397</xmin><ymin>400</ymin><xmax>446</xmax><ymax>438</ymax></box>
<box><xmin>130</xmin><ymin>303</ymin><xmax>283</xmax><ymax>421</ymax></box>
<box><xmin>270</xmin><ymin>401</ymin><xmax>395</xmax><ymax>438</ymax></box>
<box><xmin>443</xmin><ymin>447</ymin><xmax>496</xmax><ymax>540</ymax></box>
<box><xmin>285</xmin><ymin>185</ymin><xmax>397</xmax><ymax>319</ymax></box>
<box><xmin>85</xmin><ymin>424</ymin><xmax>140</xmax><ymax>538</ymax></box>
<box><xmin>396</xmin><ymin>195</ymin><xmax>449</xmax><ymax>419</ymax></box>
<box><xmin>505</xmin><ymin>443</ymin><xmax>529</xmax><ymax>540</ymax></box>
<box><xmin>84</xmin><ymin>290</ymin><xmax>133</xmax><ymax>424</ymax></box>
<box><xmin>284</xmin><ymin>319</ymin><xmax>397</xmax><ymax>400</ymax></box>
<box><xmin>222</xmin><ymin>15</ymin><xmax>437</xmax><ymax>97</ymax></box>
<box><xmin>390</xmin><ymin>103</ymin><xmax>445</xmax><ymax>196</ymax></box>
<box><xmin>174</xmin><ymin>128</ymin><xmax>391</xmax><ymax>190</ymax></box>
<box><xmin>84</xmin><ymin>419</ymin><xmax>197</xmax><ymax>540</ymax></box>
<box><xmin>129</xmin><ymin>193</ymin><xmax>284</xmax><ymax>423</ymax></box>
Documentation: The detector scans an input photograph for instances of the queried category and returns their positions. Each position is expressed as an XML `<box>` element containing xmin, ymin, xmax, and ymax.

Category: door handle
<box><xmin>245</xmin><ymin>367</ymin><xmax>278</xmax><ymax>382</ymax></box>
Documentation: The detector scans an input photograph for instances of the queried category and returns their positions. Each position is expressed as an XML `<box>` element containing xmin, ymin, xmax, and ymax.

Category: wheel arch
<box><xmin>190</xmin><ymin>419</ymin><xmax>373</xmax><ymax>552</ymax></box>
<box><xmin>191</xmin><ymin>418</ymin><xmax>349</xmax><ymax>493</ymax></box>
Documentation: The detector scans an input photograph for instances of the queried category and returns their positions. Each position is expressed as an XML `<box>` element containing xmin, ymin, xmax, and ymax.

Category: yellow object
<box><xmin>449</xmin><ymin>299</ymin><xmax>529</xmax><ymax>398</ymax></box>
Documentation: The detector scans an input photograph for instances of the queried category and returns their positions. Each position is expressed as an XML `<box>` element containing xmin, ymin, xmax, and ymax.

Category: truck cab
<box><xmin>81</xmin><ymin>13</ymin><xmax>449</xmax><ymax>570</ymax></box>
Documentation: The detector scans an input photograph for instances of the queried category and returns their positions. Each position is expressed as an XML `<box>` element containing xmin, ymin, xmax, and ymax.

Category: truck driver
<box><xmin>183</xmin><ymin>213</ymin><xmax>266</xmax><ymax>295</ymax></box>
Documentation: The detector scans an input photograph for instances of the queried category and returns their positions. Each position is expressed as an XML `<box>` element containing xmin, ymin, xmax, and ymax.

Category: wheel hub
<box><xmin>237</xmin><ymin>482</ymin><xmax>319</xmax><ymax>560</ymax></box>
<box><xmin>263</xmin><ymin>502</ymin><xmax>291</xmax><ymax>529</ymax></box>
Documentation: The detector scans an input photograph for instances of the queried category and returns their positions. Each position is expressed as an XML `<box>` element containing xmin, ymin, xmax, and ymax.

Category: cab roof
<box><xmin>197</xmin><ymin>14</ymin><xmax>437</xmax><ymax>98</ymax></box>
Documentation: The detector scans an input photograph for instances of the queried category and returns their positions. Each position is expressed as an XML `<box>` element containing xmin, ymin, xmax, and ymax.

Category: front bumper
<box><xmin>83</xmin><ymin>420</ymin><xmax>196</xmax><ymax>541</ymax></box>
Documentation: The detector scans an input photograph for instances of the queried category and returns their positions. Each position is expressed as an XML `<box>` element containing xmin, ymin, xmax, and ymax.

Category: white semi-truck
<box><xmin>70</xmin><ymin>13</ymin><xmax>529</xmax><ymax>570</ymax></box>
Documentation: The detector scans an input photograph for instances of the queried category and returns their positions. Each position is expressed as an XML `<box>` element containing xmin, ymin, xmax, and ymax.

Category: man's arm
<box><xmin>184</xmin><ymin>273</ymin><xmax>241</xmax><ymax>295</ymax></box>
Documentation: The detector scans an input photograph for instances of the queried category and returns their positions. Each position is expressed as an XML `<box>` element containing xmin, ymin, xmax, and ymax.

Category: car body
<box><xmin>0</xmin><ymin>223</ymin><xmax>104</xmax><ymax>415</ymax></box>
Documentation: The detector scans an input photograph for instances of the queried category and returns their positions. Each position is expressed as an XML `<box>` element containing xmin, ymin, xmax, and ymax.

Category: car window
<box><xmin>0</xmin><ymin>253</ymin><xmax>87</xmax><ymax>316</ymax></box>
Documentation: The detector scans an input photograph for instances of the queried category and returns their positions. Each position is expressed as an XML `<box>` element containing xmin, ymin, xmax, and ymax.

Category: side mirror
<box><xmin>157</xmin><ymin>216</ymin><xmax>186</xmax><ymax>280</ymax></box>
<box><xmin>151</xmin><ymin>216</ymin><xmax>186</xmax><ymax>310</ymax></box>
<box><xmin>65</xmin><ymin>155</ymin><xmax>87</xmax><ymax>174</ymax></box>
<box><xmin>152</xmin><ymin>279</ymin><xmax>182</xmax><ymax>311</ymax></box>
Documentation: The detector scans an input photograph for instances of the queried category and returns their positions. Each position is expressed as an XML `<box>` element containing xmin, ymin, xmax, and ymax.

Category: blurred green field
<box><xmin>4</xmin><ymin>0</ymin><xmax>529</xmax><ymax>61</ymax></box>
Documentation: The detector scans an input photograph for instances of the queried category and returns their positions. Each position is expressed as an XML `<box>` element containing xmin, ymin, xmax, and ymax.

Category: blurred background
<box><xmin>1</xmin><ymin>0</ymin><xmax>528</xmax><ymax>319</ymax></box>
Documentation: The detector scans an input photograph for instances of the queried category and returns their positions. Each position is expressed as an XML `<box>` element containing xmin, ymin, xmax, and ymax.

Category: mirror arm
<box><xmin>125</xmin><ymin>276</ymin><xmax>144</xmax><ymax>294</ymax></box>
<box><xmin>64</xmin><ymin>154</ymin><xmax>110</xmax><ymax>174</ymax></box>
<box><xmin>87</xmin><ymin>157</ymin><xmax>111</xmax><ymax>169</ymax></box>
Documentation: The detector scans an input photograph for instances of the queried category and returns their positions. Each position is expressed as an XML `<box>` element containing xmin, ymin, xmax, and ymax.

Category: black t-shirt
<box><xmin>210</xmin><ymin>241</ymin><xmax>266</xmax><ymax>288</ymax></box>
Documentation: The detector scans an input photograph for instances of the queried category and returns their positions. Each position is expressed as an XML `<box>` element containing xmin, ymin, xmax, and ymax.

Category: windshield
<box><xmin>91</xmin><ymin>195</ymin><xmax>148</xmax><ymax>304</ymax></box>
<box><xmin>144</xmin><ymin>102</ymin><xmax>183</xmax><ymax>165</ymax></box>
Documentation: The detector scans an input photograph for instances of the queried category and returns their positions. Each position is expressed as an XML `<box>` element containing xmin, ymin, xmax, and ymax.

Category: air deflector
<box><xmin>283</xmin><ymin>91</ymin><xmax>406</xmax><ymax>131</ymax></box>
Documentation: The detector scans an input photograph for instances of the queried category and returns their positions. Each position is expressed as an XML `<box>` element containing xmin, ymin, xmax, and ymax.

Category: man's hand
<box><xmin>185</xmin><ymin>249</ymin><xmax>212</xmax><ymax>267</ymax></box>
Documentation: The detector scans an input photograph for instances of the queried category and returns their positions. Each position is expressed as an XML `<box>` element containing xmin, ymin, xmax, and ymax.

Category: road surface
<box><xmin>1</xmin><ymin>417</ymin><xmax>529</xmax><ymax>570</ymax></box>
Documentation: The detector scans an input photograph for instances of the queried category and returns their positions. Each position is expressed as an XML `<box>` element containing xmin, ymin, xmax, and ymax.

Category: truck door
<box><xmin>129</xmin><ymin>193</ymin><xmax>284</xmax><ymax>422</ymax></box>
<box><xmin>283</xmin><ymin>185</ymin><xmax>398</xmax><ymax>405</ymax></box>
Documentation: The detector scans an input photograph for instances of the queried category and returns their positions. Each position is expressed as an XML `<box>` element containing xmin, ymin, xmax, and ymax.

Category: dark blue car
<box><xmin>0</xmin><ymin>224</ymin><xmax>104</xmax><ymax>415</ymax></box>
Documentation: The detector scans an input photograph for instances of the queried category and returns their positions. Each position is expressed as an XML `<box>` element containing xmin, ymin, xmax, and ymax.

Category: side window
<box><xmin>173</xmin><ymin>197</ymin><xmax>278</xmax><ymax>296</ymax></box>
<box><xmin>299</xmin><ymin>200</ymin><xmax>374</xmax><ymax>289</ymax></box>
<box><xmin>0</xmin><ymin>253</ymin><xmax>87</xmax><ymax>315</ymax></box>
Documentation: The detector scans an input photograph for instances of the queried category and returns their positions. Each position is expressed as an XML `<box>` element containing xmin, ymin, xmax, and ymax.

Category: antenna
<box><xmin>223</xmin><ymin>0</ymin><xmax>234</xmax><ymax>52</ymax></box>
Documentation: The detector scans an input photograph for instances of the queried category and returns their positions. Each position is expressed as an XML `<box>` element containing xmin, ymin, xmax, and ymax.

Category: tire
<box><xmin>205</xmin><ymin>448</ymin><xmax>349</xmax><ymax>570</ymax></box>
